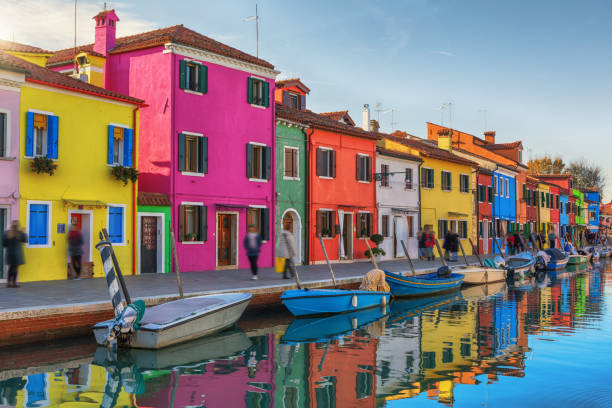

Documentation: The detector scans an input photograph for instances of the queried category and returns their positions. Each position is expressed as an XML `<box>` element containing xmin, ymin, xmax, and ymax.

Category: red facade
<box><xmin>477</xmin><ymin>171</ymin><xmax>493</xmax><ymax>254</ymax></box>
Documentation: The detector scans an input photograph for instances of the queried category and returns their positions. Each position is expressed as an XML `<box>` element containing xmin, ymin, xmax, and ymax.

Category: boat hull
<box><xmin>384</xmin><ymin>271</ymin><xmax>464</xmax><ymax>297</ymax></box>
<box><xmin>567</xmin><ymin>255</ymin><xmax>588</xmax><ymax>265</ymax></box>
<box><xmin>281</xmin><ymin>289</ymin><xmax>390</xmax><ymax>317</ymax></box>
<box><xmin>93</xmin><ymin>293</ymin><xmax>252</xmax><ymax>349</ymax></box>
<box><xmin>547</xmin><ymin>258</ymin><xmax>569</xmax><ymax>270</ymax></box>
<box><xmin>458</xmin><ymin>267</ymin><xmax>506</xmax><ymax>285</ymax></box>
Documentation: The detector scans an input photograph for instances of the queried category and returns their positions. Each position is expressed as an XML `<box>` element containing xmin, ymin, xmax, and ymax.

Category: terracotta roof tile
<box><xmin>384</xmin><ymin>134</ymin><xmax>478</xmax><ymax>167</ymax></box>
<box><xmin>276</xmin><ymin>78</ymin><xmax>310</xmax><ymax>93</ymax></box>
<box><xmin>47</xmin><ymin>25</ymin><xmax>274</xmax><ymax>69</ymax></box>
<box><xmin>276</xmin><ymin>103</ymin><xmax>379</xmax><ymax>141</ymax></box>
<box><xmin>93</xmin><ymin>9</ymin><xmax>117</xmax><ymax>19</ymax></box>
<box><xmin>0</xmin><ymin>39</ymin><xmax>52</xmax><ymax>54</ymax></box>
<box><xmin>319</xmin><ymin>110</ymin><xmax>355</xmax><ymax>126</ymax></box>
<box><xmin>484</xmin><ymin>141</ymin><xmax>523</xmax><ymax>150</ymax></box>
<box><xmin>376</xmin><ymin>146</ymin><xmax>422</xmax><ymax>163</ymax></box>
<box><xmin>138</xmin><ymin>192</ymin><xmax>172</xmax><ymax>206</ymax></box>
<box><xmin>0</xmin><ymin>51</ymin><xmax>143</xmax><ymax>104</ymax></box>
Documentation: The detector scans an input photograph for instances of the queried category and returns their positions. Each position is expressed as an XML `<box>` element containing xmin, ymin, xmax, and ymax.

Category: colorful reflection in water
<box><xmin>1</xmin><ymin>262</ymin><xmax>611</xmax><ymax>407</ymax></box>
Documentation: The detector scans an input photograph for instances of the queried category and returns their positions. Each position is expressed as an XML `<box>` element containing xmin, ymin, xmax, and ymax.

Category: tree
<box><xmin>527</xmin><ymin>155</ymin><xmax>566</xmax><ymax>175</ymax></box>
<box><xmin>564</xmin><ymin>159</ymin><xmax>606</xmax><ymax>193</ymax></box>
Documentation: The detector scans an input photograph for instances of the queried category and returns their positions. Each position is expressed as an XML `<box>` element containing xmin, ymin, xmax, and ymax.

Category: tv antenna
<box><xmin>244</xmin><ymin>4</ymin><xmax>260</xmax><ymax>58</ymax></box>
<box><xmin>479</xmin><ymin>109</ymin><xmax>488</xmax><ymax>133</ymax></box>
<box><xmin>383</xmin><ymin>108</ymin><xmax>397</xmax><ymax>131</ymax></box>
<box><xmin>442</xmin><ymin>102</ymin><xmax>453</xmax><ymax>127</ymax></box>
<box><xmin>374</xmin><ymin>101</ymin><xmax>383</xmax><ymax>122</ymax></box>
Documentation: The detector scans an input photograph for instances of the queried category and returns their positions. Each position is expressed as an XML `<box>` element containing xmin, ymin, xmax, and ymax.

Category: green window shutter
<box><xmin>429</xmin><ymin>169</ymin><xmax>434</xmax><ymax>188</ymax></box>
<box><xmin>199</xmin><ymin>206</ymin><xmax>207</xmax><ymax>241</ymax></box>
<box><xmin>263</xmin><ymin>81</ymin><xmax>270</xmax><ymax>107</ymax></box>
<box><xmin>198</xmin><ymin>136</ymin><xmax>208</xmax><ymax>174</ymax></box>
<box><xmin>198</xmin><ymin>64</ymin><xmax>208</xmax><ymax>93</ymax></box>
<box><xmin>246</xmin><ymin>143</ymin><xmax>253</xmax><ymax>178</ymax></box>
<box><xmin>179</xmin><ymin>59</ymin><xmax>187</xmax><ymax>90</ymax></box>
<box><xmin>261</xmin><ymin>208</ymin><xmax>270</xmax><ymax>241</ymax></box>
<box><xmin>247</xmin><ymin>77</ymin><xmax>254</xmax><ymax>104</ymax></box>
<box><xmin>264</xmin><ymin>146</ymin><xmax>271</xmax><ymax>180</ymax></box>
<box><xmin>523</xmin><ymin>184</ymin><xmax>526</xmax><ymax>199</ymax></box>
<box><xmin>178</xmin><ymin>133</ymin><xmax>186</xmax><ymax>171</ymax></box>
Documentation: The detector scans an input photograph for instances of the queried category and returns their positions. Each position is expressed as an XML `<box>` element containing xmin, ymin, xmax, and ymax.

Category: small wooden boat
<box><xmin>281</xmin><ymin>305</ymin><xmax>388</xmax><ymax>343</ymax></box>
<box><xmin>93</xmin><ymin>293</ymin><xmax>252</xmax><ymax>349</ymax></box>
<box><xmin>543</xmin><ymin>248</ymin><xmax>569</xmax><ymax>270</ymax></box>
<box><xmin>599</xmin><ymin>248</ymin><xmax>612</xmax><ymax>258</ymax></box>
<box><xmin>384</xmin><ymin>270</ymin><xmax>464</xmax><ymax>297</ymax></box>
<box><xmin>281</xmin><ymin>289</ymin><xmax>390</xmax><ymax>317</ymax></box>
<box><xmin>505</xmin><ymin>252</ymin><xmax>536</xmax><ymax>278</ymax></box>
<box><xmin>567</xmin><ymin>254</ymin><xmax>588</xmax><ymax>265</ymax></box>
<box><xmin>455</xmin><ymin>266</ymin><xmax>506</xmax><ymax>285</ymax></box>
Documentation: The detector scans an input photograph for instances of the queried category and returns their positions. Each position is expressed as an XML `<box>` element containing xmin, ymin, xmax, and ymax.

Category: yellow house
<box><xmin>0</xmin><ymin>39</ymin><xmax>53</xmax><ymax>67</ymax></box>
<box><xmin>2</xmin><ymin>51</ymin><xmax>143</xmax><ymax>282</ymax></box>
<box><xmin>381</xmin><ymin>133</ymin><xmax>477</xmax><ymax>254</ymax></box>
<box><xmin>537</xmin><ymin>182</ymin><xmax>550</xmax><ymax>246</ymax></box>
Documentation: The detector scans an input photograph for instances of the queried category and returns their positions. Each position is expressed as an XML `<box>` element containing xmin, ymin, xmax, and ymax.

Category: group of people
<box><xmin>417</xmin><ymin>228</ymin><xmax>462</xmax><ymax>262</ymax></box>
<box><xmin>244</xmin><ymin>223</ymin><xmax>297</xmax><ymax>281</ymax></box>
<box><xmin>2</xmin><ymin>220</ymin><xmax>84</xmax><ymax>288</ymax></box>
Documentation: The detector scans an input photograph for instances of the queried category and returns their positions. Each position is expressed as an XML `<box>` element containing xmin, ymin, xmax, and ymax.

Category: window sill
<box><xmin>441</xmin><ymin>189</ymin><xmax>452</xmax><ymax>192</ymax></box>
<box><xmin>183</xmin><ymin>89</ymin><xmax>204</xmax><ymax>96</ymax></box>
<box><xmin>321</xmin><ymin>236</ymin><xmax>333</xmax><ymax>240</ymax></box>
<box><xmin>249</xmin><ymin>178</ymin><xmax>268</xmax><ymax>183</ymax></box>
<box><xmin>181</xmin><ymin>171</ymin><xmax>205</xmax><ymax>177</ymax></box>
<box><xmin>0</xmin><ymin>156</ymin><xmax>16</xmax><ymax>161</ymax></box>
<box><xmin>111</xmin><ymin>242</ymin><xmax>127</xmax><ymax>247</ymax></box>
<box><xmin>107</xmin><ymin>164</ymin><xmax>132</xmax><ymax>168</ymax></box>
<box><xmin>182</xmin><ymin>241</ymin><xmax>205</xmax><ymax>245</ymax></box>
<box><xmin>250</xmin><ymin>103</ymin><xmax>267</xmax><ymax>110</ymax></box>
<box><xmin>24</xmin><ymin>156</ymin><xmax>57</xmax><ymax>161</ymax></box>
<box><xmin>357</xmin><ymin>180</ymin><xmax>371</xmax><ymax>184</ymax></box>
<box><xmin>283</xmin><ymin>176</ymin><xmax>300</xmax><ymax>181</ymax></box>
<box><xmin>460</xmin><ymin>191</ymin><xmax>469</xmax><ymax>194</ymax></box>
<box><xmin>319</xmin><ymin>176</ymin><xmax>334</xmax><ymax>180</ymax></box>
<box><xmin>26</xmin><ymin>243</ymin><xmax>52</xmax><ymax>249</ymax></box>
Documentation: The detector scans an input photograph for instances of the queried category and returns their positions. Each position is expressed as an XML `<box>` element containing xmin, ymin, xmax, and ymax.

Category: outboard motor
<box><xmin>437</xmin><ymin>266</ymin><xmax>451</xmax><ymax>278</ymax></box>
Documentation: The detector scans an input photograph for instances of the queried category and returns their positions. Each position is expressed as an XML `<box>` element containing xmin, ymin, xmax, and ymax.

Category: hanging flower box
<box><xmin>31</xmin><ymin>156</ymin><xmax>57</xmax><ymax>175</ymax></box>
<box><xmin>111</xmin><ymin>165</ymin><xmax>138</xmax><ymax>186</ymax></box>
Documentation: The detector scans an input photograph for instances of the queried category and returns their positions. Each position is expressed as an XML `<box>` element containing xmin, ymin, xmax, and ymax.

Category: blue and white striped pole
<box><xmin>96</xmin><ymin>238</ymin><xmax>125</xmax><ymax>317</ymax></box>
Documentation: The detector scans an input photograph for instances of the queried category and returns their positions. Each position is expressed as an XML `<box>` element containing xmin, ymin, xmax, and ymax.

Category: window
<box><xmin>316</xmin><ymin>210</ymin><xmax>335</xmax><ymax>238</ymax></box>
<box><xmin>421</xmin><ymin>168</ymin><xmax>434</xmax><ymax>188</ymax></box>
<box><xmin>458</xmin><ymin>220</ymin><xmax>468</xmax><ymax>239</ymax></box>
<box><xmin>356</xmin><ymin>154</ymin><xmax>372</xmax><ymax>182</ymax></box>
<box><xmin>487</xmin><ymin>186</ymin><xmax>493</xmax><ymax>203</ymax></box>
<box><xmin>405</xmin><ymin>168</ymin><xmax>413</xmax><ymax>190</ymax></box>
<box><xmin>380</xmin><ymin>164</ymin><xmax>389</xmax><ymax>187</ymax></box>
<box><xmin>283</xmin><ymin>91</ymin><xmax>305</xmax><ymax>110</ymax></box>
<box><xmin>26</xmin><ymin>112</ymin><xmax>58</xmax><ymax>159</ymax></box>
<box><xmin>505</xmin><ymin>179</ymin><xmax>509</xmax><ymax>198</ymax></box>
<box><xmin>247</xmin><ymin>207</ymin><xmax>270</xmax><ymax>241</ymax></box>
<box><xmin>178</xmin><ymin>204</ymin><xmax>207</xmax><ymax>242</ymax></box>
<box><xmin>442</xmin><ymin>347</ymin><xmax>453</xmax><ymax>363</ymax></box>
<box><xmin>541</xmin><ymin>192</ymin><xmax>545</xmax><ymax>207</ymax></box>
<box><xmin>357</xmin><ymin>213</ymin><xmax>373</xmax><ymax>238</ymax></box>
<box><xmin>407</xmin><ymin>215</ymin><xmax>414</xmax><ymax>237</ymax></box>
<box><xmin>518</xmin><ymin>150</ymin><xmax>522</xmax><ymax>163</ymax></box>
<box><xmin>107</xmin><ymin>125</ymin><xmax>133</xmax><ymax>167</ymax></box>
<box><xmin>477</xmin><ymin>185</ymin><xmax>485</xmax><ymax>202</ymax></box>
<box><xmin>478</xmin><ymin>221</ymin><xmax>483</xmax><ymax>238</ymax></box>
<box><xmin>284</xmin><ymin>147</ymin><xmax>299</xmax><ymax>179</ymax></box>
<box><xmin>355</xmin><ymin>371</ymin><xmax>373</xmax><ymax>399</ymax></box>
<box><xmin>178</xmin><ymin>133</ymin><xmax>208</xmax><ymax>174</ymax></box>
<box><xmin>422</xmin><ymin>351</ymin><xmax>436</xmax><ymax>369</ymax></box>
<box><xmin>460</xmin><ymin>174</ymin><xmax>469</xmax><ymax>193</ymax></box>
<box><xmin>381</xmin><ymin>215</ymin><xmax>389</xmax><ymax>237</ymax></box>
<box><xmin>441</xmin><ymin>171</ymin><xmax>452</xmax><ymax>191</ymax></box>
<box><xmin>493</xmin><ymin>176</ymin><xmax>498</xmax><ymax>195</ymax></box>
<box><xmin>438</xmin><ymin>219</ymin><xmax>448</xmax><ymax>237</ymax></box>
<box><xmin>179</xmin><ymin>60</ymin><xmax>208</xmax><ymax>93</ymax></box>
<box><xmin>316</xmin><ymin>148</ymin><xmax>336</xmax><ymax>178</ymax></box>
<box><xmin>546</xmin><ymin>193</ymin><xmax>550</xmax><ymax>208</ymax></box>
<box><xmin>0</xmin><ymin>112</ymin><xmax>6</xmax><ymax>157</ymax></box>
<box><xmin>27</xmin><ymin>202</ymin><xmax>50</xmax><ymax>247</ymax></box>
<box><xmin>108</xmin><ymin>205</ymin><xmax>126</xmax><ymax>244</ymax></box>
<box><xmin>247</xmin><ymin>77</ymin><xmax>270</xmax><ymax>107</ymax></box>
<box><xmin>246</xmin><ymin>143</ymin><xmax>271</xmax><ymax>180</ymax></box>
<box><xmin>522</xmin><ymin>184</ymin><xmax>527</xmax><ymax>200</ymax></box>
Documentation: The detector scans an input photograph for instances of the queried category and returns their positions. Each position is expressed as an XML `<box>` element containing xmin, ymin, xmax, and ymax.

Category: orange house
<box><xmin>277</xmin><ymin>105</ymin><xmax>379</xmax><ymax>263</ymax></box>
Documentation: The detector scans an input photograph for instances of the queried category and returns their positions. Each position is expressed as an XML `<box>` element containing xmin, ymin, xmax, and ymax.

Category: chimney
<box><xmin>484</xmin><ymin>131</ymin><xmax>496</xmax><ymax>144</ymax></box>
<box><xmin>93</xmin><ymin>9</ymin><xmax>119</xmax><ymax>56</ymax></box>
<box><xmin>361</xmin><ymin>104</ymin><xmax>370</xmax><ymax>131</ymax></box>
<box><xmin>369</xmin><ymin>120</ymin><xmax>380</xmax><ymax>133</ymax></box>
<box><xmin>437</xmin><ymin>129</ymin><xmax>452</xmax><ymax>151</ymax></box>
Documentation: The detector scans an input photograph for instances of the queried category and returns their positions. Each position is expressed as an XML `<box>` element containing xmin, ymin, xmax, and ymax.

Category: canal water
<box><xmin>1</xmin><ymin>262</ymin><xmax>610</xmax><ymax>407</ymax></box>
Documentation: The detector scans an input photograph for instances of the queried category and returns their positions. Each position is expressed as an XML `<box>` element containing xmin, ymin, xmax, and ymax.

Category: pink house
<box><xmin>47</xmin><ymin>9</ymin><xmax>278</xmax><ymax>272</ymax></box>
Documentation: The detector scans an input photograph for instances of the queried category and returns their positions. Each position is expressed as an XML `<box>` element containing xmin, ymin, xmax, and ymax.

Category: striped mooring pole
<box><xmin>96</xmin><ymin>229</ymin><xmax>132</xmax><ymax>317</ymax></box>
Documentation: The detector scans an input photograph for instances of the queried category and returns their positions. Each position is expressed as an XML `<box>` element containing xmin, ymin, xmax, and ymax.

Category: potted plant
<box><xmin>110</xmin><ymin>165</ymin><xmax>139</xmax><ymax>186</ymax></box>
<box><xmin>31</xmin><ymin>156</ymin><xmax>57</xmax><ymax>175</ymax></box>
<box><xmin>187</xmin><ymin>233</ymin><xmax>198</xmax><ymax>241</ymax></box>
<box><xmin>364</xmin><ymin>233</ymin><xmax>386</xmax><ymax>260</ymax></box>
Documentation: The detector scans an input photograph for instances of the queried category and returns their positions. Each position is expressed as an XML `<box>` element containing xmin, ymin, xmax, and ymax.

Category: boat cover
<box><xmin>544</xmin><ymin>248</ymin><xmax>567</xmax><ymax>260</ymax></box>
<box><xmin>140</xmin><ymin>297</ymin><xmax>226</xmax><ymax>326</ymax></box>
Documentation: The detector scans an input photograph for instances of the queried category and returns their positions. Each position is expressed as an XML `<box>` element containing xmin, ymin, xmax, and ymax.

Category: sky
<box><xmin>2</xmin><ymin>0</ymin><xmax>611</xmax><ymax>197</ymax></box>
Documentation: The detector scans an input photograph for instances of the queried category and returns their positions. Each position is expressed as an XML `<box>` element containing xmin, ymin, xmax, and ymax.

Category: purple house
<box><xmin>47</xmin><ymin>9</ymin><xmax>278</xmax><ymax>272</ymax></box>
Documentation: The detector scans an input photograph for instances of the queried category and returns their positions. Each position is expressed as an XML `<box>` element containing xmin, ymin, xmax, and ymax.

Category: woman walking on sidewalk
<box><xmin>2</xmin><ymin>221</ymin><xmax>27</xmax><ymax>288</ymax></box>
<box><xmin>417</xmin><ymin>228</ymin><xmax>427</xmax><ymax>260</ymax></box>
<box><xmin>425</xmin><ymin>229</ymin><xmax>436</xmax><ymax>261</ymax></box>
<box><xmin>277</xmin><ymin>225</ymin><xmax>296</xmax><ymax>280</ymax></box>
<box><xmin>68</xmin><ymin>225</ymin><xmax>84</xmax><ymax>279</ymax></box>
<box><xmin>244</xmin><ymin>225</ymin><xmax>262</xmax><ymax>280</ymax></box>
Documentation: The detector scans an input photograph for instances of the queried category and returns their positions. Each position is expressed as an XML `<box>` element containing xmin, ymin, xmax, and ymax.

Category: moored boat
<box><xmin>455</xmin><ymin>266</ymin><xmax>506</xmax><ymax>285</ymax></box>
<box><xmin>384</xmin><ymin>269</ymin><xmax>464</xmax><ymax>297</ymax></box>
<box><xmin>505</xmin><ymin>252</ymin><xmax>536</xmax><ymax>278</ymax></box>
<box><xmin>567</xmin><ymin>254</ymin><xmax>588</xmax><ymax>265</ymax></box>
<box><xmin>543</xmin><ymin>248</ymin><xmax>569</xmax><ymax>270</ymax></box>
<box><xmin>281</xmin><ymin>289</ymin><xmax>390</xmax><ymax>317</ymax></box>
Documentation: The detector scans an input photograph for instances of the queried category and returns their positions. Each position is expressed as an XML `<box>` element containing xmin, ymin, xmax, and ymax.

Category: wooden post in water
<box><xmin>458</xmin><ymin>239</ymin><xmax>469</xmax><ymax>266</ymax></box>
<box><xmin>400</xmin><ymin>240</ymin><xmax>416</xmax><ymax>276</ymax></box>
<box><xmin>101</xmin><ymin>228</ymin><xmax>132</xmax><ymax>305</ymax></box>
<box><xmin>364</xmin><ymin>238</ymin><xmax>378</xmax><ymax>269</ymax></box>
<box><xmin>318</xmin><ymin>234</ymin><xmax>338</xmax><ymax>288</ymax></box>
<box><xmin>169</xmin><ymin>227</ymin><xmax>184</xmax><ymax>299</ymax></box>
<box><xmin>468</xmin><ymin>238</ymin><xmax>485</xmax><ymax>267</ymax></box>
<box><xmin>434</xmin><ymin>238</ymin><xmax>448</xmax><ymax>267</ymax></box>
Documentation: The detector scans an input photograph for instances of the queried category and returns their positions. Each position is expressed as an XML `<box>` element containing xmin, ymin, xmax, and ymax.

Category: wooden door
<box><xmin>218</xmin><ymin>214</ymin><xmax>234</xmax><ymax>266</ymax></box>
<box><xmin>343</xmin><ymin>214</ymin><xmax>352</xmax><ymax>259</ymax></box>
<box><xmin>140</xmin><ymin>216</ymin><xmax>158</xmax><ymax>273</ymax></box>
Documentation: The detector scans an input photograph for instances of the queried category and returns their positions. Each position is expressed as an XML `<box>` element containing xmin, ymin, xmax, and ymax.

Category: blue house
<box><xmin>584</xmin><ymin>188</ymin><xmax>600</xmax><ymax>232</ymax></box>
<box><xmin>559</xmin><ymin>190</ymin><xmax>570</xmax><ymax>246</ymax></box>
<box><xmin>492</xmin><ymin>167</ymin><xmax>517</xmax><ymax>253</ymax></box>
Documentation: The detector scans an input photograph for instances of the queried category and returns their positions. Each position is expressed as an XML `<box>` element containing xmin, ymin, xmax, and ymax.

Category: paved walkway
<box><xmin>0</xmin><ymin>256</ymin><xmax>482</xmax><ymax>312</ymax></box>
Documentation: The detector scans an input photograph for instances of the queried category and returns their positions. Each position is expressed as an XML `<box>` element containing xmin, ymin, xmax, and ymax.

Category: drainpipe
<box><xmin>170</xmin><ymin>55</ymin><xmax>177</xmax><ymax>273</ymax></box>
<box><xmin>417</xmin><ymin>161</ymin><xmax>423</xmax><ymax>230</ymax></box>
<box><xmin>491</xmin><ymin>165</ymin><xmax>499</xmax><ymax>253</ymax></box>
<box><xmin>472</xmin><ymin>168</ymin><xmax>479</xmax><ymax>252</ymax></box>
<box><xmin>305</xmin><ymin>127</ymin><xmax>315</xmax><ymax>264</ymax></box>
<box><xmin>132</xmin><ymin>105</ymin><xmax>140</xmax><ymax>275</ymax></box>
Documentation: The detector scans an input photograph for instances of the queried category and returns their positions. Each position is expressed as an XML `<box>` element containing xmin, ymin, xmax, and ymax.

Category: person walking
<box><xmin>417</xmin><ymin>228</ymin><xmax>427</xmax><ymax>260</ymax></box>
<box><xmin>277</xmin><ymin>225</ymin><xmax>296</xmax><ymax>280</ymax></box>
<box><xmin>425</xmin><ymin>229</ymin><xmax>436</xmax><ymax>261</ymax></box>
<box><xmin>244</xmin><ymin>225</ymin><xmax>262</xmax><ymax>280</ymax></box>
<box><xmin>548</xmin><ymin>230</ymin><xmax>557</xmax><ymax>249</ymax></box>
<box><xmin>68</xmin><ymin>225</ymin><xmax>84</xmax><ymax>280</ymax></box>
<box><xmin>443</xmin><ymin>230</ymin><xmax>459</xmax><ymax>262</ymax></box>
<box><xmin>2</xmin><ymin>221</ymin><xmax>27</xmax><ymax>288</ymax></box>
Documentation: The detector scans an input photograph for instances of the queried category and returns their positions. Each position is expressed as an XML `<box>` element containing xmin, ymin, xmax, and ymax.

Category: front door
<box><xmin>0</xmin><ymin>208</ymin><xmax>5</xmax><ymax>280</ymax></box>
<box><xmin>218</xmin><ymin>214</ymin><xmax>235</xmax><ymax>266</ymax></box>
<box><xmin>343</xmin><ymin>214</ymin><xmax>353</xmax><ymax>259</ymax></box>
<box><xmin>140</xmin><ymin>216</ymin><xmax>158</xmax><ymax>273</ymax></box>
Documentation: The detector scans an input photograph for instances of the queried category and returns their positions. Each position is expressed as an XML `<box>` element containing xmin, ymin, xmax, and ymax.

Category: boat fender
<box><xmin>352</xmin><ymin>317</ymin><xmax>358</xmax><ymax>329</ymax></box>
<box><xmin>437</xmin><ymin>266</ymin><xmax>451</xmax><ymax>278</ymax></box>
<box><xmin>381</xmin><ymin>295</ymin><xmax>387</xmax><ymax>306</ymax></box>
<box><xmin>352</xmin><ymin>295</ymin><xmax>358</xmax><ymax>308</ymax></box>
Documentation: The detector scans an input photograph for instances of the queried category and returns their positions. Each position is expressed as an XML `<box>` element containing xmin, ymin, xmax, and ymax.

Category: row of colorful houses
<box><xmin>0</xmin><ymin>8</ymin><xmax>602</xmax><ymax>282</ymax></box>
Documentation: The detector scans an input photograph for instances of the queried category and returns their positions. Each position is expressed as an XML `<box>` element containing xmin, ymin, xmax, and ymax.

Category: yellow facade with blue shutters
<box><xmin>18</xmin><ymin>82</ymin><xmax>139</xmax><ymax>282</ymax></box>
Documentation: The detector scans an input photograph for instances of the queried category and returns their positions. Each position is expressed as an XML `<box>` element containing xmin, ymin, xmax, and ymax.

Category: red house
<box><xmin>476</xmin><ymin>168</ymin><xmax>493</xmax><ymax>254</ymax></box>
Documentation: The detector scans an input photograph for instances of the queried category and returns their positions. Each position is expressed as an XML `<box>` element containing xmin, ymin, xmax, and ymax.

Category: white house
<box><xmin>376</xmin><ymin>147</ymin><xmax>422</xmax><ymax>260</ymax></box>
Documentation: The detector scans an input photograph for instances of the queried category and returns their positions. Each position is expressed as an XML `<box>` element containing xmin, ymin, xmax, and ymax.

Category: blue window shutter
<box><xmin>29</xmin><ymin>204</ymin><xmax>48</xmax><ymax>245</ymax></box>
<box><xmin>47</xmin><ymin>115</ymin><xmax>59</xmax><ymax>159</ymax></box>
<box><xmin>123</xmin><ymin>128</ymin><xmax>133</xmax><ymax>167</ymax></box>
<box><xmin>179</xmin><ymin>60</ymin><xmax>187</xmax><ymax>89</ymax></box>
<box><xmin>199</xmin><ymin>64</ymin><xmax>208</xmax><ymax>93</ymax></box>
<box><xmin>263</xmin><ymin>81</ymin><xmax>270</xmax><ymax>107</ymax></box>
<box><xmin>107</xmin><ymin>125</ymin><xmax>114</xmax><ymax>165</ymax></box>
<box><xmin>26</xmin><ymin>112</ymin><xmax>34</xmax><ymax>157</ymax></box>
<box><xmin>109</xmin><ymin>206</ymin><xmax>124</xmax><ymax>243</ymax></box>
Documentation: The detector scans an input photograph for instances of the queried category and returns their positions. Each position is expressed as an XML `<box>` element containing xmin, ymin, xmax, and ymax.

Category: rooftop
<box><xmin>483</xmin><ymin>141</ymin><xmax>523</xmax><ymax>150</ymax></box>
<box><xmin>275</xmin><ymin>78</ymin><xmax>310</xmax><ymax>93</ymax></box>
<box><xmin>384</xmin><ymin>133</ymin><xmax>478</xmax><ymax>167</ymax></box>
<box><xmin>138</xmin><ymin>192</ymin><xmax>172</xmax><ymax>206</ymax></box>
<box><xmin>376</xmin><ymin>146</ymin><xmax>423</xmax><ymax>163</ymax></box>
<box><xmin>0</xmin><ymin>39</ymin><xmax>52</xmax><ymax>54</ymax></box>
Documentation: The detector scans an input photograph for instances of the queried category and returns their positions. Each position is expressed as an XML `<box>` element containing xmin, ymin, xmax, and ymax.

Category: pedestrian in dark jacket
<box><xmin>417</xmin><ymin>229</ymin><xmax>427</xmax><ymax>260</ymax></box>
<box><xmin>243</xmin><ymin>225</ymin><xmax>262</xmax><ymax>280</ymax></box>
<box><xmin>443</xmin><ymin>231</ymin><xmax>459</xmax><ymax>262</ymax></box>
<box><xmin>68</xmin><ymin>225</ymin><xmax>84</xmax><ymax>279</ymax></box>
<box><xmin>2</xmin><ymin>221</ymin><xmax>27</xmax><ymax>288</ymax></box>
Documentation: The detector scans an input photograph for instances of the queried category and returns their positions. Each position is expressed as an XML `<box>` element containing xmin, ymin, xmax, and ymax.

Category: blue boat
<box><xmin>544</xmin><ymin>248</ymin><xmax>569</xmax><ymax>270</ymax></box>
<box><xmin>384</xmin><ymin>270</ymin><xmax>464</xmax><ymax>297</ymax></box>
<box><xmin>281</xmin><ymin>305</ymin><xmax>388</xmax><ymax>343</ymax></box>
<box><xmin>281</xmin><ymin>288</ymin><xmax>390</xmax><ymax>317</ymax></box>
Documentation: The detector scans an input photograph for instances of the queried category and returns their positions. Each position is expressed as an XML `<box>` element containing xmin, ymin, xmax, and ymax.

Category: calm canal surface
<box><xmin>1</xmin><ymin>262</ymin><xmax>611</xmax><ymax>408</ymax></box>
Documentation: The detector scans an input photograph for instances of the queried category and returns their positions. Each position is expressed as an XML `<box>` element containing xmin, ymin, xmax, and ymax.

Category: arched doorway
<box><xmin>281</xmin><ymin>209</ymin><xmax>302</xmax><ymax>264</ymax></box>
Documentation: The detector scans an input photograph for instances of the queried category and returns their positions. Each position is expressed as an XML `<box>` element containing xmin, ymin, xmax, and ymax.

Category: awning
<box><xmin>391</xmin><ymin>207</ymin><xmax>418</xmax><ymax>214</ymax></box>
<box><xmin>63</xmin><ymin>199</ymin><xmax>107</xmax><ymax>208</ymax></box>
<box><xmin>216</xmin><ymin>203</ymin><xmax>249</xmax><ymax>208</ymax></box>
<box><xmin>448</xmin><ymin>211</ymin><xmax>470</xmax><ymax>217</ymax></box>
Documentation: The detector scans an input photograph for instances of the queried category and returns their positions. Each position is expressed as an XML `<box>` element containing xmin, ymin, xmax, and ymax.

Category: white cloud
<box><xmin>431</xmin><ymin>50</ymin><xmax>456</xmax><ymax>57</ymax></box>
<box><xmin>0</xmin><ymin>0</ymin><xmax>157</xmax><ymax>51</ymax></box>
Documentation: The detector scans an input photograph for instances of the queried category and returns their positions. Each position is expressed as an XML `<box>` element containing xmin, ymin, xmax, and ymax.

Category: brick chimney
<box><xmin>93</xmin><ymin>9</ymin><xmax>119</xmax><ymax>56</ymax></box>
<box><xmin>484</xmin><ymin>131</ymin><xmax>496</xmax><ymax>144</ymax></box>
<box><xmin>369</xmin><ymin>119</ymin><xmax>380</xmax><ymax>133</ymax></box>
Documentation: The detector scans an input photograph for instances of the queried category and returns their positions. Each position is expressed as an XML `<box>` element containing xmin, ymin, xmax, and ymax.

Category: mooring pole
<box><xmin>169</xmin><ymin>227</ymin><xmax>184</xmax><ymax>299</ymax></box>
<box><xmin>318</xmin><ymin>234</ymin><xmax>338</xmax><ymax>288</ymax></box>
<box><xmin>101</xmin><ymin>228</ymin><xmax>131</xmax><ymax>305</ymax></box>
<box><xmin>400</xmin><ymin>240</ymin><xmax>416</xmax><ymax>276</ymax></box>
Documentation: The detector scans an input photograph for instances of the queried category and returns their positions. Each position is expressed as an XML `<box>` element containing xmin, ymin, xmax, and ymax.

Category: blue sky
<box><xmin>3</xmin><ymin>0</ymin><xmax>611</xmax><ymax>196</ymax></box>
